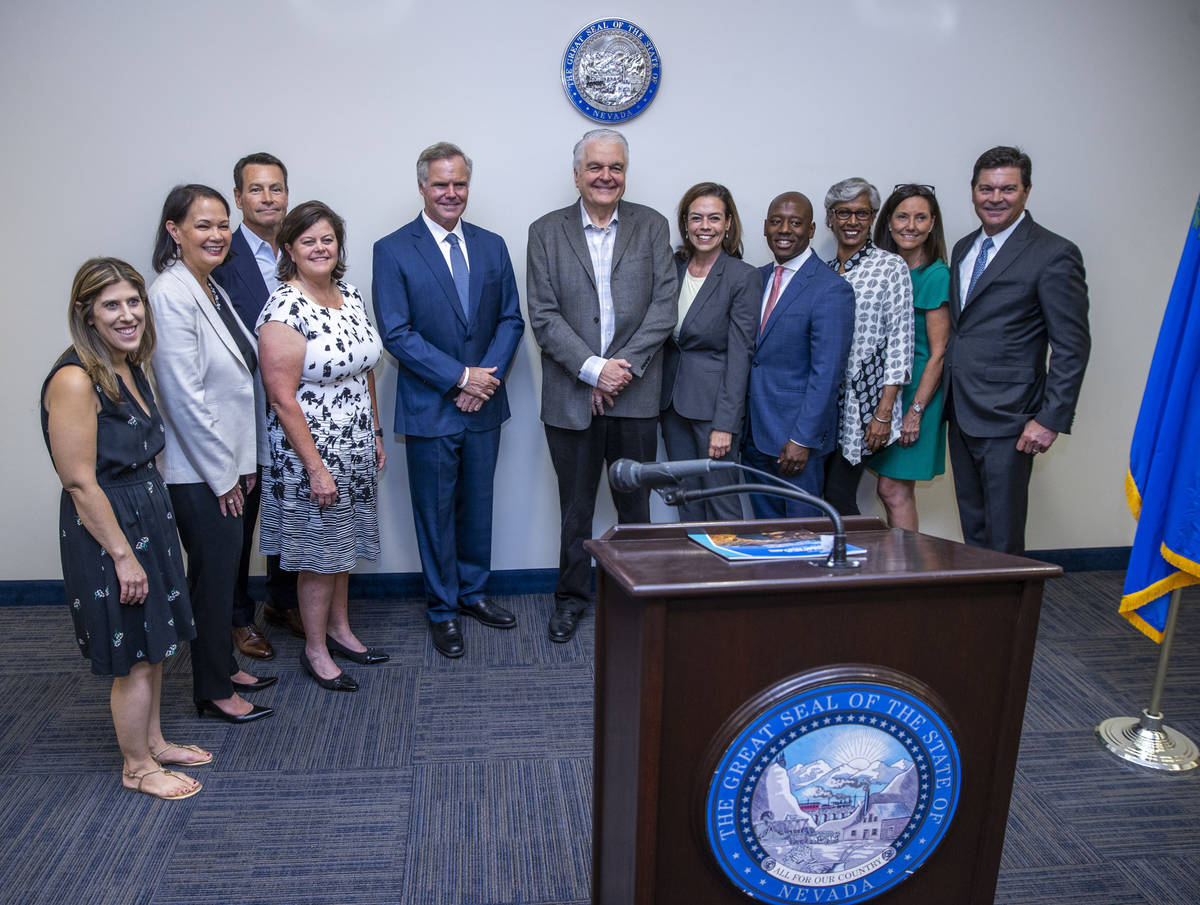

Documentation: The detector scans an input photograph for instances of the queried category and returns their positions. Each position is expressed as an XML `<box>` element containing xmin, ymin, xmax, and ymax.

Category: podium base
<box><xmin>1096</xmin><ymin>710</ymin><xmax>1200</xmax><ymax>772</ymax></box>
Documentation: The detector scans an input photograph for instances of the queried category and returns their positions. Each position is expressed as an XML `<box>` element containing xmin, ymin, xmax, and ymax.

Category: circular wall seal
<box><xmin>703</xmin><ymin>669</ymin><xmax>962</xmax><ymax>904</ymax></box>
<box><xmin>561</xmin><ymin>19</ymin><xmax>661</xmax><ymax>122</ymax></box>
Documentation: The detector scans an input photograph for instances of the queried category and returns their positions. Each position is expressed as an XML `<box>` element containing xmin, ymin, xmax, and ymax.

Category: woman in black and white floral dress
<box><xmin>821</xmin><ymin>178</ymin><xmax>914</xmax><ymax>516</ymax></box>
<box><xmin>257</xmin><ymin>201</ymin><xmax>388</xmax><ymax>693</ymax></box>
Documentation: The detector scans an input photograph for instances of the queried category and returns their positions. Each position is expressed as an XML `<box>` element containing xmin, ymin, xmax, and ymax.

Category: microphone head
<box><xmin>608</xmin><ymin>458</ymin><xmax>642</xmax><ymax>493</ymax></box>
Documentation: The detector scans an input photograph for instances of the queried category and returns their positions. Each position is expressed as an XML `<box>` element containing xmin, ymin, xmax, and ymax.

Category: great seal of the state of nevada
<box><xmin>561</xmin><ymin>19</ymin><xmax>661</xmax><ymax>122</ymax></box>
<box><xmin>704</xmin><ymin>678</ymin><xmax>962</xmax><ymax>904</ymax></box>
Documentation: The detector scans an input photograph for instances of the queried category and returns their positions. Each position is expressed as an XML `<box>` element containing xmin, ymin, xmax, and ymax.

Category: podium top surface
<box><xmin>584</xmin><ymin>517</ymin><xmax>1062</xmax><ymax>598</ymax></box>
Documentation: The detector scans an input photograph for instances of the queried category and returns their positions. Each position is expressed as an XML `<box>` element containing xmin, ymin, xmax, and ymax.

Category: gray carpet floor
<box><xmin>0</xmin><ymin>572</ymin><xmax>1196</xmax><ymax>904</ymax></box>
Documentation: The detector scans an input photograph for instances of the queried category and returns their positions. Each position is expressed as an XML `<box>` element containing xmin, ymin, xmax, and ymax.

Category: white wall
<box><xmin>5</xmin><ymin>0</ymin><xmax>1198</xmax><ymax>581</ymax></box>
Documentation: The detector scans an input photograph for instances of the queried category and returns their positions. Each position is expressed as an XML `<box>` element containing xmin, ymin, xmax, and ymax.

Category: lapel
<box><xmin>677</xmin><ymin>251</ymin><xmax>726</xmax><ymax>337</ymax></box>
<box><xmin>611</xmin><ymin>200</ymin><xmax>634</xmax><ymax>272</ymax></box>
<box><xmin>562</xmin><ymin>202</ymin><xmax>597</xmax><ymax>290</ymax></box>
<box><xmin>960</xmin><ymin>214</ymin><xmax>1036</xmax><ymax>316</ymax></box>
<box><xmin>171</xmin><ymin>262</ymin><xmax>250</xmax><ymax>373</ymax></box>
<box><xmin>948</xmin><ymin>232</ymin><xmax>975</xmax><ymax>329</ymax></box>
<box><xmin>408</xmin><ymin>216</ymin><xmax>467</xmax><ymax>327</ymax></box>
<box><xmin>226</xmin><ymin>227</ymin><xmax>270</xmax><ymax>327</ymax></box>
<box><xmin>758</xmin><ymin>254</ymin><xmax>816</xmax><ymax>346</ymax></box>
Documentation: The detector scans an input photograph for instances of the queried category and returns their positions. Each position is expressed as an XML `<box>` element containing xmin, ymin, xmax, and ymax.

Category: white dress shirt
<box><xmin>239</xmin><ymin>225</ymin><xmax>281</xmax><ymax>295</ymax></box>
<box><xmin>578</xmin><ymin>199</ymin><xmax>619</xmax><ymax>387</ymax></box>
<box><xmin>761</xmin><ymin>246</ymin><xmax>814</xmax><ymax>320</ymax></box>
<box><xmin>958</xmin><ymin>211</ymin><xmax>1025</xmax><ymax>308</ymax></box>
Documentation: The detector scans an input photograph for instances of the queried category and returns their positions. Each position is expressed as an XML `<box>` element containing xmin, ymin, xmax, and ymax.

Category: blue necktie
<box><xmin>445</xmin><ymin>233</ymin><xmax>470</xmax><ymax>317</ymax></box>
<box><xmin>965</xmin><ymin>236</ymin><xmax>994</xmax><ymax>304</ymax></box>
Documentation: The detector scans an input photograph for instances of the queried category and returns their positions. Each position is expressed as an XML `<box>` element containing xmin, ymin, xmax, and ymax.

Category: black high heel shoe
<box><xmin>194</xmin><ymin>699</ymin><xmax>274</xmax><ymax>723</ymax></box>
<box><xmin>326</xmin><ymin>635</ymin><xmax>390</xmax><ymax>664</ymax></box>
<box><xmin>299</xmin><ymin>651</ymin><xmax>359</xmax><ymax>692</ymax></box>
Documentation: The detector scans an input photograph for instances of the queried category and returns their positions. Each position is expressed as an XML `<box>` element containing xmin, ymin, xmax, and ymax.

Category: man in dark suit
<box><xmin>944</xmin><ymin>145</ymin><xmax>1091</xmax><ymax>555</ymax></box>
<box><xmin>373</xmin><ymin>142</ymin><xmax>525</xmax><ymax>659</ymax></box>
<box><xmin>527</xmin><ymin>128</ymin><xmax>677</xmax><ymax>642</ymax></box>
<box><xmin>211</xmin><ymin>152</ymin><xmax>301</xmax><ymax>659</ymax></box>
<box><xmin>742</xmin><ymin>192</ymin><xmax>855</xmax><ymax>517</ymax></box>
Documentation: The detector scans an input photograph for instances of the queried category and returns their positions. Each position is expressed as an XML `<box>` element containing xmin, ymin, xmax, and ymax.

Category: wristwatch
<box><xmin>911</xmin><ymin>402</ymin><xmax>925</xmax><ymax>415</ymax></box>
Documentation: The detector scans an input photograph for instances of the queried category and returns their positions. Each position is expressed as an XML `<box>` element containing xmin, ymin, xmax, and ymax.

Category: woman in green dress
<box><xmin>868</xmin><ymin>185</ymin><xmax>951</xmax><ymax>531</ymax></box>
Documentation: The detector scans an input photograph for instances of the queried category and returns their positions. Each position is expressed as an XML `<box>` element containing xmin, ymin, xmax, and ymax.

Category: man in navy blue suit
<box><xmin>373</xmin><ymin>142</ymin><xmax>525</xmax><ymax>659</ymax></box>
<box><xmin>743</xmin><ymin>192</ymin><xmax>855</xmax><ymax>517</ymax></box>
<box><xmin>212</xmin><ymin>152</ymin><xmax>301</xmax><ymax>659</ymax></box>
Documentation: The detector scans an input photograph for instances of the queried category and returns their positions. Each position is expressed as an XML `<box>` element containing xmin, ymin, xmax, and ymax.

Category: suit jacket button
<box><xmin>593</xmin><ymin>316</ymin><xmax>600</xmax><ymax>323</ymax></box>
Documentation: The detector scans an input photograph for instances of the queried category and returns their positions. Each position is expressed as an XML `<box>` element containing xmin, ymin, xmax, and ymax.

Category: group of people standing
<box><xmin>40</xmin><ymin>130</ymin><xmax>1090</xmax><ymax>798</ymax></box>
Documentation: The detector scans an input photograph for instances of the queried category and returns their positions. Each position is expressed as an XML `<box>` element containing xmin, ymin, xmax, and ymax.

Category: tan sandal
<box><xmin>151</xmin><ymin>742</ymin><xmax>213</xmax><ymax>766</ymax></box>
<box><xmin>123</xmin><ymin>767</ymin><xmax>202</xmax><ymax>800</ymax></box>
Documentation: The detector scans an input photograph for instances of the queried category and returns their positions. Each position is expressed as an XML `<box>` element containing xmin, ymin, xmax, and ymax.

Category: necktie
<box><xmin>445</xmin><ymin>233</ymin><xmax>469</xmax><ymax>317</ymax></box>
<box><xmin>965</xmin><ymin>236</ymin><xmax>994</xmax><ymax>304</ymax></box>
<box><xmin>760</xmin><ymin>265</ymin><xmax>785</xmax><ymax>334</ymax></box>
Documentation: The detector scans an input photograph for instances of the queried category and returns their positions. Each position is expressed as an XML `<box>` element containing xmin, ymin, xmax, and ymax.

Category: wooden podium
<box><xmin>584</xmin><ymin>518</ymin><xmax>1060</xmax><ymax>905</ymax></box>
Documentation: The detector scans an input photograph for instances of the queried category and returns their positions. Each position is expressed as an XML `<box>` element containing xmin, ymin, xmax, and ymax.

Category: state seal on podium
<box><xmin>702</xmin><ymin>667</ymin><xmax>962</xmax><ymax>904</ymax></box>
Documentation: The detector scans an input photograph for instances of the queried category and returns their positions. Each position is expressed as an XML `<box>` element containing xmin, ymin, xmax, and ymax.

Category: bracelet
<box><xmin>374</xmin><ymin>429</ymin><xmax>383</xmax><ymax>437</ymax></box>
<box><xmin>871</xmin><ymin>415</ymin><xmax>892</xmax><ymax>423</ymax></box>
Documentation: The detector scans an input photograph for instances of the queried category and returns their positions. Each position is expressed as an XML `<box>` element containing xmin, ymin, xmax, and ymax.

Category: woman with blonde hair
<box><xmin>42</xmin><ymin>257</ymin><xmax>207</xmax><ymax>799</ymax></box>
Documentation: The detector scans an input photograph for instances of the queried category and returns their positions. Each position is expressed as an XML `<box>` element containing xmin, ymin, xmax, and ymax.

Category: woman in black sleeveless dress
<box><xmin>42</xmin><ymin>258</ymin><xmax>207</xmax><ymax>800</ymax></box>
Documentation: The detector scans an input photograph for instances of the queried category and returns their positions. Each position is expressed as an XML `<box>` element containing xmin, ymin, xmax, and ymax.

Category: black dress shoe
<box><xmin>195</xmin><ymin>699</ymin><xmax>275</xmax><ymax>723</ymax></box>
<box><xmin>459</xmin><ymin>599</ymin><xmax>517</xmax><ymax>629</ymax></box>
<box><xmin>326</xmin><ymin>635</ymin><xmax>390</xmax><ymax>664</ymax></box>
<box><xmin>430</xmin><ymin>619</ymin><xmax>464</xmax><ymax>658</ymax></box>
<box><xmin>299</xmin><ymin>651</ymin><xmax>359</xmax><ymax>692</ymax></box>
<box><xmin>231</xmin><ymin>675</ymin><xmax>278</xmax><ymax>692</ymax></box>
<box><xmin>548</xmin><ymin>607</ymin><xmax>582</xmax><ymax>643</ymax></box>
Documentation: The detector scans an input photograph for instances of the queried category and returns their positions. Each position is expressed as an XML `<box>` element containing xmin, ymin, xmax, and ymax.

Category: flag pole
<box><xmin>1096</xmin><ymin>587</ymin><xmax>1198</xmax><ymax>772</ymax></box>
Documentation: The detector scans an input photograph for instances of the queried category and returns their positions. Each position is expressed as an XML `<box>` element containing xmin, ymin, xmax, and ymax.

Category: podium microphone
<box><xmin>608</xmin><ymin>458</ymin><xmax>734</xmax><ymax>492</ymax></box>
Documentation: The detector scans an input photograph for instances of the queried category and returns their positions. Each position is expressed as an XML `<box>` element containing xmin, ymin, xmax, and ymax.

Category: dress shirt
<box><xmin>421</xmin><ymin>211</ymin><xmax>470</xmax><ymax>270</ymax></box>
<box><xmin>958</xmin><ymin>211</ymin><xmax>1025</xmax><ymax>307</ymax></box>
<box><xmin>675</xmin><ymin>270</ymin><xmax>706</xmax><ymax>340</ymax></box>
<box><xmin>761</xmin><ymin>247</ymin><xmax>813</xmax><ymax>320</ymax></box>
<box><xmin>239</xmin><ymin>225</ymin><xmax>281</xmax><ymax>295</ymax></box>
<box><xmin>578</xmin><ymin>199</ymin><xmax>620</xmax><ymax>387</ymax></box>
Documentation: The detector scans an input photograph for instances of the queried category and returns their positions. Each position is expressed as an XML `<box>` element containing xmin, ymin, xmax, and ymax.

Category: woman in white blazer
<box><xmin>149</xmin><ymin>185</ymin><xmax>275</xmax><ymax>724</ymax></box>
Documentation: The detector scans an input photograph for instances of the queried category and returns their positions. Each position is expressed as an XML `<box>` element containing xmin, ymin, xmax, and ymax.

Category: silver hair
<box><xmin>572</xmin><ymin>128</ymin><xmax>629</xmax><ymax>169</ymax></box>
<box><xmin>416</xmin><ymin>142</ymin><xmax>474</xmax><ymax>185</ymax></box>
<box><xmin>824</xmin><ymin>178</ymin><xmax>880</xmax><ymax>212</ymax></box>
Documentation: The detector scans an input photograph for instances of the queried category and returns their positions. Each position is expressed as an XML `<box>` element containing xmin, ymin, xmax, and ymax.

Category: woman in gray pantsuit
<box><xmin>660</xmin><ymin>182</ymin><xmax>761</xmax><ymax>522</ymax></box>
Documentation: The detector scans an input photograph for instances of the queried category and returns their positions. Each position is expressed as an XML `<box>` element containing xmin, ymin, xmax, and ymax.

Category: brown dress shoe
<box><xmin>233</xmin><ymin>625</ymin><xmax>276</xmax><ymax>660</ymax></box>
<box><xmin>263</xmin><ymin>605</ymin><xmax>306</xmax><ymax>639</ymax></box>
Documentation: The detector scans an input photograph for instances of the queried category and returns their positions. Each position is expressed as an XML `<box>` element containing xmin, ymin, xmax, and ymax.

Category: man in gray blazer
<box><xmin>527</xmin><ymin>129</ymin><xmax>677</xmax><ymax>642</ymax></box>
<box><xmin>945</xmin><ymin>145</ymin><xmax>1091</xmax><ymax>555</ymax></box>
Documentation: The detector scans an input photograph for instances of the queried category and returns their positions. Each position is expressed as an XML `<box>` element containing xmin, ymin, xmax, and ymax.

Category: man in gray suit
<box><xmin>527</xmin><ymin>129</ymin><xmax>677</xmax><ymax>642</ymax></box>
<box><xmin>945</xmin><ymin>145</ymin><xmax>1091</xmax><ymax>555</ymax></box>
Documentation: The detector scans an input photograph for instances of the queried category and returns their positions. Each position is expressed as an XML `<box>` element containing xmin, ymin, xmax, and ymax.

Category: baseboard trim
<box><xmin>1027</xmin><ymin>546</ymin><xmax>1131</xmax><ymax>572</ymax></box>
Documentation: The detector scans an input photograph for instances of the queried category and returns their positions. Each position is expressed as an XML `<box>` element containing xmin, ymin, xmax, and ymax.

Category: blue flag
<box><xmin>1120</xmin><ymin>196</ymin><xmax>1200</xmax><ymax>641</ymax></box>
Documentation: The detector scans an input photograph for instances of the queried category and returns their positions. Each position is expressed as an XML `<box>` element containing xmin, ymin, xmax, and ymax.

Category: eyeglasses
<box><xmin>893</xmin><ymin>183</ymin><xmax>936</xmax><ymax>194</ymax></box>
<box><xmin>832</xmin><ymin>208</ymin><xmax>874</xmax><ymax>223</ymax></box>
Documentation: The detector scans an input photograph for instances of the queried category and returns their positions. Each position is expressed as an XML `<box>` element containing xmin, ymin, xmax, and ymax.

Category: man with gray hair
<box><xmin>527</xmin><ymin>128</ymin><xmax>676</xmax><ymax>642</ymax></box>
<box><xmin>372</xmin><ymin>141</ymin><xmax>525</xmax><ymax>658</ymax></box>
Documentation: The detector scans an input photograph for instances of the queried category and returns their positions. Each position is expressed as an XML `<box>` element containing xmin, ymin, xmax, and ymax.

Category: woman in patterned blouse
<box><xmin>821</xmin><ymin>178</ymin><xmax>914</xmax><ymax>516</ymax></box>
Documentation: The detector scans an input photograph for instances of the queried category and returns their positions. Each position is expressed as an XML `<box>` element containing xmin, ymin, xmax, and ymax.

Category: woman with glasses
<box><xmin>821</xmin><ymin>178</ymin><xmax>914</xmax><ymax>516</ymax></box>
<box><xmin>867</xmin><ymin>185</ymin><xmax>951</xmax><ymax>531</ymax></box>
<box><xmin>660</xmin><ymin>182</ymin><xmax>761</xmax><ymax>521</ymax></box>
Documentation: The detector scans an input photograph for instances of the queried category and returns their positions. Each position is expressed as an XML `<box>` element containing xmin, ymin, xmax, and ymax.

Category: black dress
<box><xmin>40</xmin><ymin>351</ymin><xmax>196</xmax><ymax>676</ymax></box>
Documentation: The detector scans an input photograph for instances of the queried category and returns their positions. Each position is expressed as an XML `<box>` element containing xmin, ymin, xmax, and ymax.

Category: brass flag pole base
<box><xmin>1096</xmin><ymin>588</ymin><xmax>1198</xmax><ymax>772</ymax></box>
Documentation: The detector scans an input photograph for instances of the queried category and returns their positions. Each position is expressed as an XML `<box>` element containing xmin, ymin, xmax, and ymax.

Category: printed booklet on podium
<box><xmin>688</xmin><ymin>528</ymin><xmax>867</xmax><ymax>562</ymax></box>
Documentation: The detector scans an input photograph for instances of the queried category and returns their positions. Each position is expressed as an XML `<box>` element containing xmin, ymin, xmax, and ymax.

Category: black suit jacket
<box><xmin>945</xmin><ymin>213</ymin><xmax>1090</xmax><ymax>437</ymax></box>
<box><xmin>212</xmin><ymin>226</ymin><xmax>272</xmax><ymax>334</ymax></box>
